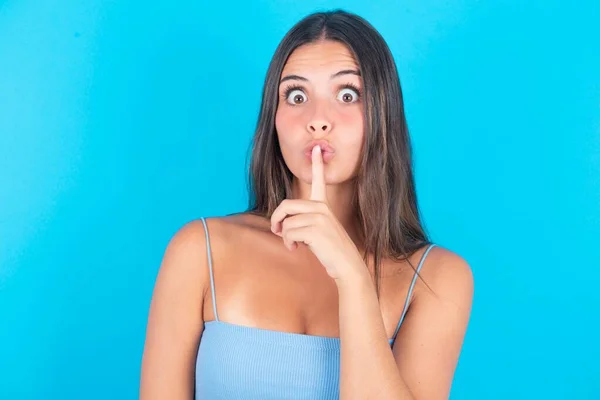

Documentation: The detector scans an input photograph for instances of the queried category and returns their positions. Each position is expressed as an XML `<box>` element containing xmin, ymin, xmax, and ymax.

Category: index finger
<box><xmin>310</xmin><ymin>145</ymin><xmax>327</xmax><ymax>202</ymax></box>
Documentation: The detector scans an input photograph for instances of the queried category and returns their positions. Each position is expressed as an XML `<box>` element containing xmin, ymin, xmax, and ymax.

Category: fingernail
<box><xmin>314</xmin><ymin>145</ymin><xmax>321</xmax><ymax>154</ymax></box>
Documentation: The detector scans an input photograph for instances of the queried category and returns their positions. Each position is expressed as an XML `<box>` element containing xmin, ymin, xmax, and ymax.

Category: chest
<box><xmin>202</xmin><ymin>226</ymin><xmax>415</xmax><ymax>339</ymax></box>
<box><xmin>205</xmin><ymin>232</ymin><xmax>341</xmax><ymax>336</ymax></box>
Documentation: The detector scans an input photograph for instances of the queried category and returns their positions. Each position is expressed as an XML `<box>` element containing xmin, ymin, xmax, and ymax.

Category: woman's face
<box><xmin>275</xmin><ymin>40</ymin><xmax>365</xmax><ymax>186</ymax></box>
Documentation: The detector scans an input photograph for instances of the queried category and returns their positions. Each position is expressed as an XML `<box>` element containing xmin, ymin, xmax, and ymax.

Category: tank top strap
<box><xmin>200</xmin><ymin>217</ymin><xmax>219</xmax><ymax>322</ymax></box>
<box><xmin>391</xmin><ymin>243</ymin><xmax>437</xmax><ymax>342</ymax></box>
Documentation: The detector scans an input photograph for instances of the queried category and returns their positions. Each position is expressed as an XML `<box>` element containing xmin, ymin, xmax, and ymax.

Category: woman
<box><xmin>140</xmin><ymin>9</ymin><xmax>473</xmax><ymax>400</ymax></box>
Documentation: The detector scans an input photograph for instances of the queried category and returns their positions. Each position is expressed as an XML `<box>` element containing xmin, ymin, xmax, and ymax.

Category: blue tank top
<box><xmin>195</xmin><ymin>216</ymin><xmax>436</xmax><ymax>399</ymax></box>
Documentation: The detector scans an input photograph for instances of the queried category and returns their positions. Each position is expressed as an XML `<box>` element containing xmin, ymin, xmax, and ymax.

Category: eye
<box><xmin>337</xmin><ymin>87</ymin><xmax>360</xmax><ymax>103</ymax></box>
<box><xmin>285</xmin><ymin>88</ymin><xmax>307</xmax><ymax>105</ymax></box>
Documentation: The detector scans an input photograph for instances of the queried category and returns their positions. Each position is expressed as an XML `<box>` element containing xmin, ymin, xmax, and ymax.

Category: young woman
<box><xmin>140</xmin><ymin>9</ymin><xmax>473</xmax><ymax>400</ymax></box>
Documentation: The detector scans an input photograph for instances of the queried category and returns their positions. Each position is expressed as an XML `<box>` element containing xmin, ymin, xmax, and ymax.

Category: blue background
<box><xmin>1</xmin><ymin>0</ymin><xmax>598</xmax><ymax>398</ymax></box>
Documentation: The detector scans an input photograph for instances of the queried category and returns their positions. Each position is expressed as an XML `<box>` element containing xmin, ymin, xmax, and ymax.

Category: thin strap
<box><xmin>392</xmin><ymin>243</ymin><xmax>436</xmax><ymax>341</ymax></box>
<box><xmin>200</xmin><ymin>217</ymin><xmax>219</xmax><ymax>322</ymax></box>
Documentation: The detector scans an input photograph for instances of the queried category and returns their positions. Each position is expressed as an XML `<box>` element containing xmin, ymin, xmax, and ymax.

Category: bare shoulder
<box><xmin>416</xmin><ymin>245</ymin><xmax>474</xmax><ymax>307</ymax></box>
<box><xmin>148</xmin><ymin>218</ymin><xmax>219</xmax><ymax>318</ymax></box>
<box><xmin>169</xmin><ymin>212</ymin><xmax>262</xmax><ymax>251</ymax></box>
<box><xmin>166</xmin><ymin>212</ymin><xmax>270</xmax><ymax>272</ymax></box>
<box><xmin>203</xmin><ymin>212</ymin><xmax>271</xmax><ymax>234</ymax></box>
<box><xmin>140</xmin><ymin>217</ymin><xmax>238</xmax><ymax>398</ymax></box>
<box><xmin>390</xmin><ymin>248</ymin><xmax>474</xmax><ymax>399</ymax></box>
<box><xmin>151</xmin><ymin>217</ymin><xmax>239</xmax><ymax>310</ymax></box>
<box><xmin>140</xmin><ymin>213</ymin><xmax>272</xmax><ymax>398</ymax></box>
<box><xmin>163</xmin><ymin>219</ymin><xmax>213</xmax><ymax>267</ymax></box>
<box><xmin>159</xmin><ymin>219</ymin><xmax>215</xmax><ymax>283</ymax></box>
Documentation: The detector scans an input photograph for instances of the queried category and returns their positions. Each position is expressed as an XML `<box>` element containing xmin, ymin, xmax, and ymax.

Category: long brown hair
<box><xmin>246</xmin><ymin>10</ymin><xmax>431</xmax><ymax>295</ymax></box>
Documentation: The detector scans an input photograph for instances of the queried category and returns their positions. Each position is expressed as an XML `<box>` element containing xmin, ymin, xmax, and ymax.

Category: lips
<box><xmin>303</xmin><ymin>139</ymin><xmax>335</xmax><ymax>155</ymax></box>
<box><xmin>303</xmin><ymin>140</ymin><xmax>335</xmax><ymax>163</ymax></box>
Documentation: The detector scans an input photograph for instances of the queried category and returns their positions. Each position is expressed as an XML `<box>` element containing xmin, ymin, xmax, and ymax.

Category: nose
<box><xmin>306</xmin><ymin>120</ymin><xmax>332</xmax><ymax>136</ymax></box>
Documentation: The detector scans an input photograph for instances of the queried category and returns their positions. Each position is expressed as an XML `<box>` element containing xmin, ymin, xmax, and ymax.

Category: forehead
<box><xmin>281</xmin><ymin>40</ymin><xmax>359</xmax><ymax>76</ymax></box>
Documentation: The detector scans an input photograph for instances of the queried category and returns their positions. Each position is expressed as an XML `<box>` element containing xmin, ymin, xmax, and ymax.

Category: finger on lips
<box><xmin>310</xmin><ymin>145</ymin><xmax>327</xmax><ymax>202</ymax></box>
<box><xmin>270</xmin><ymin>144</ymin><xmax>327</xmax><ymax>249</ymax></box>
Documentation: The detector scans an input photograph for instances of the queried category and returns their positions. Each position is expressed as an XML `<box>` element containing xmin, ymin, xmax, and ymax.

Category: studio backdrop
<box><xmin>1</xmin><ymin>1</ymin><xmax>598</xmax><ymax>399</ymax></box>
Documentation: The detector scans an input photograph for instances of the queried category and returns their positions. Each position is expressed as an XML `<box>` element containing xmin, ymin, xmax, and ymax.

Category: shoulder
<box><xmin>170</xmin><ymin>212</ymin><xmax>259</xmax><ymax>240</ymax></box>
<box><xmin>163</xmin><ymin>212</ymin><xmax>269</xmax><ymax>264</ymax></box>
<box><xmin>196</xmin><ymin>212</ymin><xmax>272</xmax><ymax>243</ymax></box>
<box><xmin>161</xmin><ymin>218</ymin><xmax>222</xmax><ymax>272</ymax></box>
<box><xmin>158</xmin><ymin>217</ymin><xmax>230</xmax><ymax>279</ymax></box>
<box><xmin>152</xmin><ymin>216</ymin><xmax>247</xmax><ymax>308</ymax></box>
<box><xmin>415</xmin><ymin>244</ymin><xmax>474</xmax><ymax>308</ymax></box>
<box><xmin>153</xmin><ymin>219</ymin><xmax>214</xmax><ymax>302</ymax></box>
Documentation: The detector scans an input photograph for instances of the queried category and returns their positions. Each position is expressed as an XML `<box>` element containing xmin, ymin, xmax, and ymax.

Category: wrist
<box><xmin>334</xmin><ymin>260</ymin><xmax>373</xmax><ymax>292</ymax></box>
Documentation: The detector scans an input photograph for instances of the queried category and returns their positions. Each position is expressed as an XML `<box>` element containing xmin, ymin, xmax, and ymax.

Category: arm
<box><xmin>139</xmin><ymin>221</ymin><xmax>209</xmax><ymax>400</ymax></box>
<box><xmin>338</xmin><ymin>247</ymin><xmax>474</xmax><ymax>400</ymax></box>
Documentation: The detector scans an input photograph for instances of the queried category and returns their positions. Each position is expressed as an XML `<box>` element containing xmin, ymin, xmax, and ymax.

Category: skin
<box><xmin>275</xmin><ymin>40</ymin><xmax>365</xmax><ymax>245</ymax></box>
<box><xmin>140</xmin><ymin>40</ymin><xmax>474</xmax><ymax>400</ymax></box>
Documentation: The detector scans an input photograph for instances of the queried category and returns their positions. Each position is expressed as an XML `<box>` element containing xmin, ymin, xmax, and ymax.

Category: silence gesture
<box><xmin>270</xmin><ymin>145</ymin><xmax>366</xmax><ymax>283</ymax></box>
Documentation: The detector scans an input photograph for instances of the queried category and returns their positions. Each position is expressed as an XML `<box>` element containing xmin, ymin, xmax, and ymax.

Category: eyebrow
<box><xmin>279</xmin><ymin>69</ymin><xmax>361</xmax><ymax>83</ymax></box>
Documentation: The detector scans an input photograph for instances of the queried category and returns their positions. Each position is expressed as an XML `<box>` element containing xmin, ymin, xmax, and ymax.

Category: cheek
<box><xmin>337</xmin><ymin>103</ymin><xmax>364</xmax><ymax>126</ymax></box>
<box><xmin>275</xmin><ymin>107</ymin><xmax>303</xmax><ymax>159</ymax></box>
<box><xmin>274</xmin><ymin>107</ymin><xmax>289</xmax><ymax>136</ymax></box>
<box><xmin>275</xmin><ymin>107</ymin><xmax>299</xmax><ymax>139</ymax></box>
<box><xmin>342</xmin><ymin>132</ymin><xmax>364</xmax><ymax>170</ymax></box>
<box><xmin>275</xmin><ymin>102</ymin><xmax>308</xmax><ymax>128</ymax></box>
<box><xmin>336</xmin><ymin>107</ymin><xmax>365</xmax><ymax>152</ymax></box>
<box><xmin>275</xmin><ymin>106</ymin><xmax>309</xmax><ymax>150</ymax></box>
